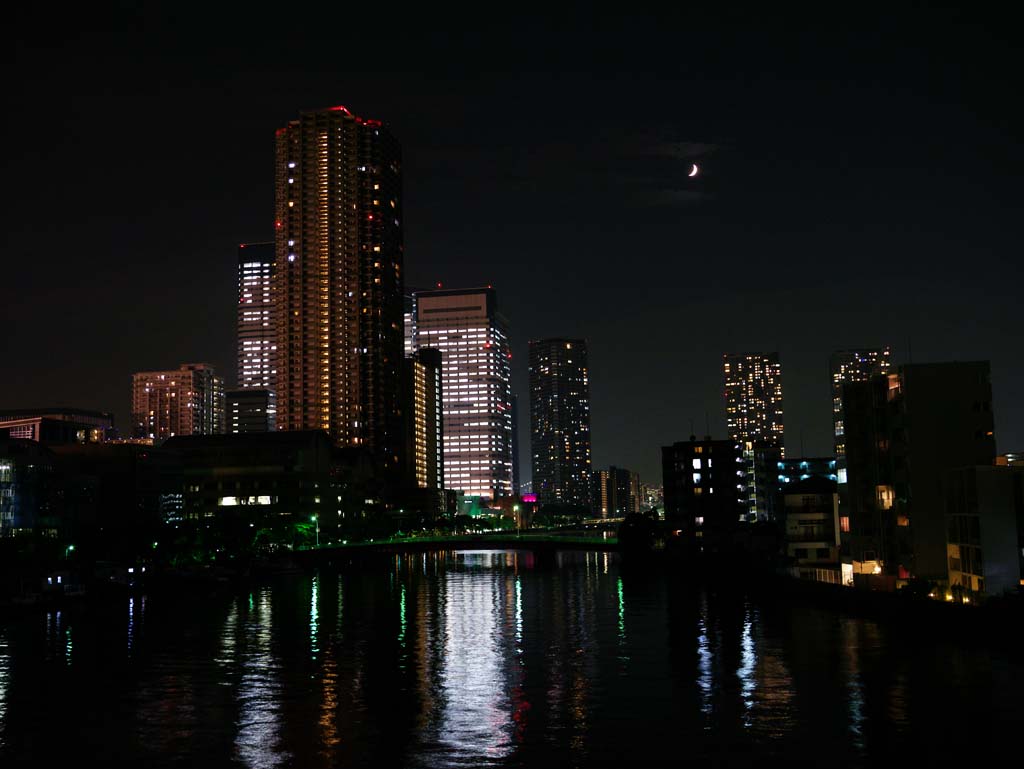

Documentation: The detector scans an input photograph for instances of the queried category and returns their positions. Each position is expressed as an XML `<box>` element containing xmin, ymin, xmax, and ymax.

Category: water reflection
<box><xmin>0</xmin><ymin>629</ymin><xmax>7</xmax><ymax>749</ymax></box>
<box><xmin>234</xmin><ymin>588</ymin><xmax>289</xmax><ymax>769</ymax></box>
<box><xmin>434</xmin><ymin>552</ymin><xmax>513</xmax><ymax>763</ymax></box>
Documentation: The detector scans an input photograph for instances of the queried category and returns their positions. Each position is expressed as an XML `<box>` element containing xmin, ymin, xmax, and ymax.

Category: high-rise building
<box><xmin>274</xmin><ymin>105</ymin><xmax>404</xmax><ymax>477</ymax></box>
<box><xmin>529</xmin><ymin>339</ymin><xmax>592</xmax><ymax>509</ymax></box>
<box><xmin>403</xmin><ymin>348</ymin><xmax>444</xmax><ymax>492</ymax></box>
<box><xmin>591</xmin><ymin>466</ymin><xmax>640</xmax><ymax>518</ymax></box>
<box><xmin>840</xmin><ymin>362</ymin><xmax>997</xmax><ymax>586</ymax></box>
<box><xmin>723</xmin><ymin>352</ymin><xmax>784</xmax><ymax>520</ymax></box>
<box><xmin>403</xmin><ymin>294</ymin><xmax>416</xmax><ymax>359</ymax></box>
<box><xmin>412</xmin><ymin>287</ymin><xmax>512</xmax><ymax>500</ymax></box>
<box><xmin>830</xmin><ymin>347</ymin><xmax>891</xmax><ymax>458</ymax></box>
<box><xmin>132</xmin><ymin>363</ymin><xmax>225</xmax><ymax>440</ymax></box>
<box><xmin>237</xmin><ymin>242</ymin><xmax>276</xmax><ymax>391</ymax></box>
<box><xmin>226</xmin><ymin>388</ymin><xmax>277</xmax><ymax>434</ymax></box>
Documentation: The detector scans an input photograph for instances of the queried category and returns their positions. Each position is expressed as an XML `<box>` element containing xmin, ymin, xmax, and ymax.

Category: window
<box><xmin>840</xmin><ymin>516</ymin><xmax>850</xmax><ymax>533</ymax></box>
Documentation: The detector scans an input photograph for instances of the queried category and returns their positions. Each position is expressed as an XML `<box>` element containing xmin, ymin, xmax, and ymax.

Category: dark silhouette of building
<box><xmin>274</xmin><ymin>106</ymin><xmax>404</xmax><ymax>483</ymax></box>
<box><xmin>662</xmin><ymin>437</ymin><xmax>745</xmax><ymax>544</ymax></box>
<box><xmin>226</xmin><ymin>388</ymin><xmax>276</xmax><ymax>434</ymax></box>
<box><xmin>592</xmin><ymin>466</ymin><xmax>640</xmax><ymax>518</ymax></box>
<box><xmin>529</xmin><ymin>339</ymin><xmax>592</xmax><ymax>509</ymax></box>
<box><xmin>829</xmin><ymin>347</ymin><xmax>891</xmax><ymax>459</ymax></box>
<box><xmin>840</xmin><ymin>362</ymin><xmax>996</xmax><ymax>586</ymax></box>
<box><xmin>0</xmin><ymin>408</ymin><xmax>113</xmax><ymax>444</ymax></box>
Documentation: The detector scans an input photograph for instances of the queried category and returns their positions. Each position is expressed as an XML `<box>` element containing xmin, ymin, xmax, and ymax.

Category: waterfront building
<box><xmin>840</xmin><ymin>362</ymin><xmax>996</xmax><ymax>587</ymax></box>
<box><xmin>403</xmin><ymin>348</ymin><xmax>444</xmax><ymax>493</ymax></box>
<box><xmin>131</xmin><ymin>363</ymin><xmax>225</xmax><ymax>440</ymax></box>
<box><xmin>412</xmin><ymin>287</ymin><xmax>513</xmax><ymax>500</ymax></box>
<box><xmin>662</xmin><ymin>437</ymin><xmax>745</xmax><ymax>542</ymax></box>
<box><xmin>529</xmin><ymin>339</ymin><xmax>592</xmax><ymax>509</ymax></box>
<box><xmin>782</xmin><ymin>477</ymin><xmax>841</xmax><ymax>583</ymax></box>
<box><xmin>274</xmin><ymin>105</ymin><xmax>404</xmax><ymax>480</ymax></box>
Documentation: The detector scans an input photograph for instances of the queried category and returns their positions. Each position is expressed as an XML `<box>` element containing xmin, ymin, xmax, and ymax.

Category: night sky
<box><xmin>4</xmin><ymin>6</ymin><xmax>1021</xmax><ymax>485</ymax></box>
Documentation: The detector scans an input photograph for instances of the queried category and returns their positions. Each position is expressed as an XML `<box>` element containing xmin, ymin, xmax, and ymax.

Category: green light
<box><xmin>617</xmin><ymin>577</ymin><xmax>625</xmax><ymax>641</ymax></box>
<box><xmin>398</xmin><ymin>584</ymin><xmax>407</xmax><ymax>645</ymax></box>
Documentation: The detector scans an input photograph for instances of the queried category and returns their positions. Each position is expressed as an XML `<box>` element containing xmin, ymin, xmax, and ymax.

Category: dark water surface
<box><xmin>0</xmin><ymin>550</ymin><xmax>1019</xmax><ymax>767</ymax></box>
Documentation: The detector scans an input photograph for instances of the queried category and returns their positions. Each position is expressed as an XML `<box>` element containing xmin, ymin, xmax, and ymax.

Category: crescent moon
<box><xmin>689</xmin><ymin>163</ymin><xmax>699</xmax><ymax>178</ymax></box>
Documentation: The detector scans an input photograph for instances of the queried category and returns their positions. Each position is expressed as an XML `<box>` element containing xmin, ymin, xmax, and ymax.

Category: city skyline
<box><xmin>4</xmin><ymin>8</ymin><xmax>1022</xmax><ymax>485</ymax></box>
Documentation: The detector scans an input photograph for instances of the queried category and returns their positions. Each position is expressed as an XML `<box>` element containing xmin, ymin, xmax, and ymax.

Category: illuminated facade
<box><xmin>274</xmin><ymin>106</ymin><xmax>404</xmax><ymax>477</ymax></box>
<box><xmin>237</xmin><ymin>242</ymin><xmax>277</xmax><ymax>391</ymax></box>
<box><xmin>131</xmin><ymin>363</ymin><xmax>225</xmax><ymax>440</ymax></box>
<box><xmin>529</xmin><ymin>339</ymin><xmax>592</xmax><ymax>508</ymax></box>
<box><xmin>403</xmin><ymin>348</ymin><xmax>444</xmax><ymax>491</ymax></box>
<box><xmin>829</xmin><ymin>347</ymin><xmax>891</xmax><ymax>457</ymax></box>
<box><xmin>412</xmin><ymin>288</ymin><xmax>512</xmax><ymax>500</ymax></box>
<box><xmin>723</xmin><ymin>352</ymin><xmax>784</xmax><ymax>520</ymax></box>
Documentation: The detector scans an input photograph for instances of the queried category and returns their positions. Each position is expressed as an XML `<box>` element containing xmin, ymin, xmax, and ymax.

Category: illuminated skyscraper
<box><xmin>274</xmin><ymin>105</ymin><xmax>404</xmax><ymax>475</ymax></box>
<box><xmin>403</xmin><ymin>348</ymin><xmax>444</xmax><ymax>492</ymax></box>
<box><xmin>529</xmin><ymin>339</ymin><xmax>592</xmax><ymax>508</ymax></box>
<box><xmin>723</xmin><ymin>352</ymin><xmax>784</xmax><ymax>520</ymax></box>
<box><xmin>236</xmin><ymin>242</ymin><xmax>276</xmax><ymax>390</ymax></box>
<box><xmin>591</xmin><ymin>466</ymin><xmax>641</xmax><ymax>518</ymax></box>
<box><xmin>413</xmin><ymin>287</ymin><xmax>512</xmax><ymax>500</ymax></box>
<box><xmin>829</xmin><ymin>347</ymin><xmax>891</xmax><ymax>458</ymax></box>
<box><xmin>132</xmin><ymin>363</ymin><xmax>225</xmax><ymax>440</ymax></box>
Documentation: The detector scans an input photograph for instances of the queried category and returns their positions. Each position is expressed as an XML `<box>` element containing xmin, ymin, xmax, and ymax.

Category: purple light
<box><xmin>288</xmin><ymin>254</ymin><xmax>296</xmax><ymax>262</ymax></box>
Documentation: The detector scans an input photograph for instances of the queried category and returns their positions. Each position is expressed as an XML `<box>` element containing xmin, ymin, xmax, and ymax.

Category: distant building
<box><xmin>226</xmin><ymin>388</ymin><xmax>276</xmax><ymax>434</ymax></box>
<box><xmin>236</xmin><ymin>242</ymin><xmax>276</xmax><ymax>391</ymax></box>
<box><xmin>662</xmin><ymin>437</ymin><xmax>745</xmax><ymax>542</ymax></box>
<box><xmin>944</xmin><ymin>465</ymin><xmax>1024</xmax><ymax>598</ymax></box>
<box><xmin>782</xmin><ymin>477</ymin><xmax>841</xmax><ymax>583</ymax></box>
<box><xmin>403</xmin><ymin>348</ymin><xmax>444</xmax><ymax>493</ymax></box>
<box><xmin>723</xmin><ymin>352</ymin><xmax>784</xmax><ymax>521</ymax></box>
<box><xmin>829</xmin><ymin>347</ymin><xmax>891</xmax><ymax>458</ymax></box>
<box><xmin>413</xmin><ymin>287</ymin><xmax>513</xmax><ymax>500</ymax></box>
<box><xmin>131</xmin><ymin>363</ymin><xmax>225</xmax><ymax>440</ymax></box>
<box><xmin>0</xmin><ymin>439</ymin><xmax>61</xmax><ymax>537</ymax></box>
<box><xmin>840</xmin><ymin>362</ymin><xmax>996</xmax><ymax>587</ymax></box>
<box><xmin>529</xmin><ymin>339</ymin><xmax>592</xmax><ymax>509</ymax></box>
<box><xmin>776</xmin><ymin>457</ymin><xmax>837</xmax><ymax>487</ymax></box>
<box><xmin>0</xmin><ymin>408</ymin><xmax>113</xmax><ymax>444</ymax></box>
<box><xmin>403</xmin><ymin>294</ymin><xmax>416</xmax><ymax>359</ymax></box>
<box><xmin>511</xmin><ymin>394</ymin><xmax>521</xmax><ymax>497</ymax></box>
<box><xmin>996</xmin><ymin>452</ymin><xmax>1023</xmax><ymax>467</ymax></box>
<box><xmin>591</xmin><ymin>466</ymin><xmax>640</xmax><ymax>518</ymax></box>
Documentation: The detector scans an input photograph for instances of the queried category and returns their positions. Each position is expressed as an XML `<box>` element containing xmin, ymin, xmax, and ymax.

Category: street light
<box><xmin>311</xmin><ymin>515</ymin><xmax>319</xmax><ymax>547</ymax></box>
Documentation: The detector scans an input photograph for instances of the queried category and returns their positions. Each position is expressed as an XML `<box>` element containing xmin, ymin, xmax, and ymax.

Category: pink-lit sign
<box><xmin>521</xmin><ymin>494</ymin><xmax>537</xmax><ymax>503</ymax></box>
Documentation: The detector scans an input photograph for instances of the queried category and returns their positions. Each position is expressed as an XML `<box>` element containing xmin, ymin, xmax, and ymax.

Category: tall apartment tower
<box><xmin>529</xmin><ymin>339</ymin><xmax>592</xmax><ymax>509</ymax></box>
<box><xmin>237</xmin><ymin>242</ymin><xmax>277</xmax><ymax>390</ymax></box>
<box><xmin>132</xmin><ymin>363</ymin><xmax>225</xmax><ymax>440</ymax></box>
<box><xmin>403</xmin><ymin>348</ymin><xmax>444</xmax><ymax>492</ymax></box>
<box><xmin>830</xmin><ymin>347</ymin><xmax>891</xmax><ymax>458</ymax></box>
<box><xmin>723</xmin><ymin>352</ymin><xmax>785</xmax><ymax>521</ymax></box>
<box><xmin>274</xmin><ymin>105</ymin><xmax>404</xmax><ymax>475</ymax></box>
<box><xmin>413</xmin><ymin>287</ymin><xmax>513</xmax><ymax>500</ymax></box>
<box><xmin>591</xmin><ymin>466</ymin><xmax>641</xmax><ymax>518</ymax></box>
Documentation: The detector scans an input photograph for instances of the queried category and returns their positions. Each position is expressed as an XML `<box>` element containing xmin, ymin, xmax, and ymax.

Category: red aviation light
<box><xmin>275</xmin><ymin>221</ymin><xmax>283</xmax><ymax>229</ymax></box>
<box><xmin>328</xmin><ymin>105</ymin><xmax>352</xmax><ymax>115</ymax></box>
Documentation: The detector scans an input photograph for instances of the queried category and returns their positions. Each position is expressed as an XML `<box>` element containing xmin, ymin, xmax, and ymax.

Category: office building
<box><xmin>131</xmin><ymin>363</ymin><xmax>225</xmax><ymax>440</ymax></box>
<box><xmin>723</xmin><ymin>352</ymin><xmax>784</xmax><ymax>521</ymax></box>
<box><xmin>274</xmin><ymin>105</ymin><xmax>404</xmax><ymax>477</ymax></box>
<box><xmin>529</xmin><ymin>339</ymin><xmax>592</xmax><ymax>509</ymax></box>
<box><xmin>592</xmin><ymin>466</ymin><xmax>641</xmax><ymax>518</ymax></box>
<box><xmin>237</xmin><ymin>242</ymin><xmax>277</xmax><ymax>391</ymax></box>
<box><xmin>226</xmin><ymin>388</ymin><xmax>277</xmax><ymax>434</ymax></box>
<box><xmin>412</xmin><ymin>287</ymin><xmax>512</xmax><ymax>499</ymax></box>
<box><xmin>830</xmin><ymin>347</ymin><xmax>891</xmax><ymax>458</ymax></box>
<box><xmin>840</xmin><ymin>362</ymin><xmax>996</xmax><ymax>587</ymax></box>
<box><xmin>662</xmin><ymin>437</ymin><xmax>745</xmax><ymax>542</ymax></box>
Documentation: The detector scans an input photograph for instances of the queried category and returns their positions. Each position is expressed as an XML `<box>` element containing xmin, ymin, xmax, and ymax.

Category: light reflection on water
<box><xmin>1</xmin><ymin>550</ymin><xmax>1022</xmax><ymax>767</ymax></box>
